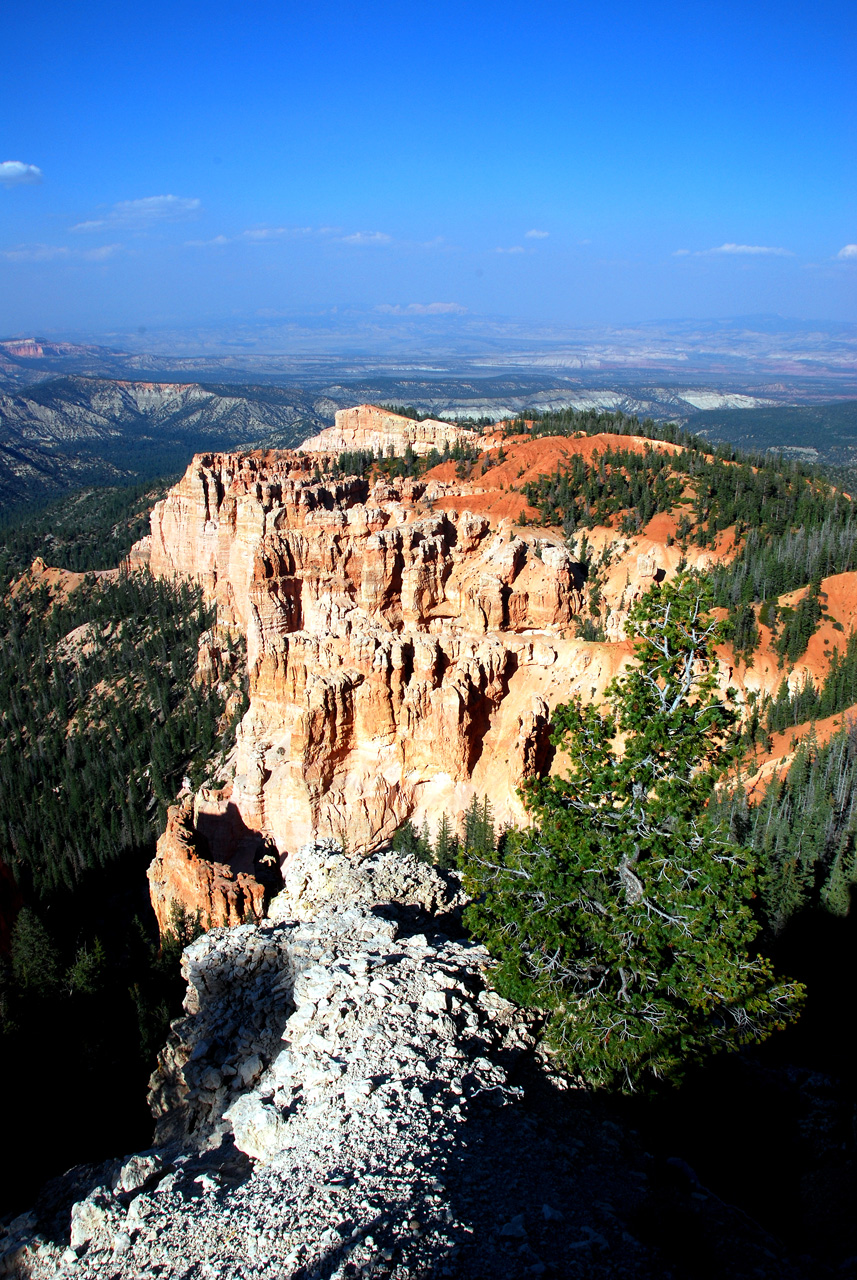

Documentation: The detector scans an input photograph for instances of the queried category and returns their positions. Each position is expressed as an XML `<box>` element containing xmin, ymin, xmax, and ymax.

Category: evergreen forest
<box><xmin>0</xmin><ymin>478</ymin><xmax>176</xmax><ymax>590</ymax></box>
<box><xmin>0</xmin><ymin>506</ymin><xmax>247</xmax><ymax>1212</ymax></box>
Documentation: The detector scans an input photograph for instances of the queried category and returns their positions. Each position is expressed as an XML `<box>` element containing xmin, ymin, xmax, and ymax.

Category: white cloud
<box><xmin>242</xmin><ymin>227</ymin><xmax>285</xmax><ymax>240</ymax></box>
<box><xmin>186</xmin><ymin>228</ymin><xmax>315</xmax><ymax>247</ymax></box>
<box><xmin>375</xmin><ymin>302</ymin><xmax>466</xmax><ymax>315</ymax></box>
<box><xmin>187</xmin><ymin>226</ymin><xmax>345</xmax><ymax>248</ymax></box>
<box><xmin>1</xmin><ymin>243</ymin><xmax>67</xmax><ymax>261</ymax></box>
<box><xmin>242</xmin><ymin>226</ymin><xmax>314</xmax><ymax>241</ymax></box>
<box><xmin>188</xmin><ymin>225</ymin><xmax>407</xmax><ymax>250</ymax></box>
<box><xmin>339</xmin><ymin>231</ymin><xmax>391</xmax><ymax>246</ymax></box>
<box><xmin>83</xmin><ymin>243</ymin><xmax>122</xmax><ymax>260</ymax></box>
<box><xmin>525</xmin><ymin>229</ymin><xmax>549</xmax><ymax>239</ymax></box>
<box><xmin>673</xmin><ymin>249</ymin><xmax>691</xmax><ymax>256</ymax></box>
<box><xmin>71</xmin><ymin>195</ymin><xmax>201</xmax><ymax>232</ymax></box>
<box><xmin>700</xmin><ymin>242</ymin><xmax>793</xmax><ymax>257</ymax></box>
<box><xmin>1</xmin><ymin>241</ymin><xmax>122</xmax><ymax>262</ymax></box>
<box><xmin>0</xmin><ymin>161</ymin><xmax>42</xmax><ymax>188</ymax></box>
<box><xmin>495</xmin><ymin>245</ymin><xmax>526</xmax><ymax>254</ymax></box>
<box><xmin>838</xmin><ymin>244</ymin><xmax>857</xmax><ymax>259</ymax></box>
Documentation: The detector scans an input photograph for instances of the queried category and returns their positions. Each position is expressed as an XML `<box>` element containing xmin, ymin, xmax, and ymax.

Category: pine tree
<box><xmin>463</xmin><ymin>795</ymin><xmax>494</xmax><ymax>858</ymax></box>
<box><xmin>461</xmin><ymin>574</ymin><xmax>804</xmax><ymax>1091</ymax></box>
<box><xmin>10</xmin><ymin>909</ymin><xmax>61</xmax><ymax>997</ymax></box>
<box><xmin>67</xmin><ymin>938</ymin><xmax>108</xmax><ymax>996</ymax></box>
<box><xmin>433</xmin><ymin>813</ymin><xmax>459</xmax><ymax>870</ymax></box>
<box><xmin>391</xmin><ymin>819</ymin><xmax>432</xmax><ymax>861</ymax></box>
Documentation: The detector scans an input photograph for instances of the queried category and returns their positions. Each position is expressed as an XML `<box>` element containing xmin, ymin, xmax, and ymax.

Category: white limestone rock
<box><xmin>267</xmin><ymin>838</ymin><xmax>464</xmax><ymax>924</ymax></box>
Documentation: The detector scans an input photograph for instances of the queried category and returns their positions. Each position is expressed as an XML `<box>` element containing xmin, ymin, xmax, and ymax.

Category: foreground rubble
<box><xmin>0</xmin><ymin>850</ymin><xmax>819</xmax><ymax>1279</ymax></box>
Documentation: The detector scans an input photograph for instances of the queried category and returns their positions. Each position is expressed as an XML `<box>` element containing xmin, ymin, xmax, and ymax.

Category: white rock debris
<box><xmin>0</xmin><ymin>849</ymin><xmax>813</xmax><ymax>1280</ymax></box>
<box><xmin>151</xmin><ymin>898</ymin><xmax>529</xmax><ymax>1162</ymax></box>
<box><xmin>268</xmin><ymin>837</ymin><xmax>466</xmax><ymax>924</ymax></box>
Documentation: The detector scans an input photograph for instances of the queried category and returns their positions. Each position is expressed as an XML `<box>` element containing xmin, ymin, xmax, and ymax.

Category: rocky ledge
<box><xmin>1</xmin><ymin>848</ymin><xmax>814</xmax><ymax>1280</ymax></box>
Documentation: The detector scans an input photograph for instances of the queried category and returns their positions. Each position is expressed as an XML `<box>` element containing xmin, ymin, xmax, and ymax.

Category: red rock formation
<box><xmin>0</xmin><ymin>339</ymin><xmax>44</xmax><ymax>358</ymax></box>
<box><xmin>145</xmin><ymin>444</ymin><xmax>618</xmax><ymax>859</ymax></box>
<box><xmin>144</xmin><ymin>418</ymin><xmax>842</xmax><ymax>927</ymax></box>
<box><xmin>10</xmin><ymin>557</ymin><xmax>120</xmax><ymax>605</ymax></box>
<box><xmin>141</xmin><ymin>439</ymin><xmax>692</xmax><ymax>877</ymax></box>
<box><xmin>147</xmin><ymin>796</ymin><xmax>280</xmax><ymax>933</ymax></box>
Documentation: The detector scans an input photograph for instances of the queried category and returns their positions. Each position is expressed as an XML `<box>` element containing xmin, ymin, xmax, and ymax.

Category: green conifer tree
<box><xmin>67</xmin><ymin>938</ymin><xmax>108</xmax><ymax>996</ymax></box>
<box><xmin>461</xmin><ymin>575</ymin><xmax>804</xmax><ymax>1091</ymax></box>
<box><xmin>10</xmin><ymin>909</ymin><xmax>61</xmax><ymax>997</ymax></box>
<box><xmin>820</xmin><ymin>835</ymin><xmax>857</xmax><ymax>917</ymax></box>
<box><xmin>433</xmin><ymin>813</ymin><xmax>459</xmax><ymax>870</ymax></box>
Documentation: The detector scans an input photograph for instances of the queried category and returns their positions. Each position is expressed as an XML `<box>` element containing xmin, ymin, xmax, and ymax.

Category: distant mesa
<box><xmin>298</xmin><ymin>403</ymin><xmax>475</xmax><ymax>457</ymax></box>
<box><xmin>0</xmin><ymin>339</ymin><xmax>45</xmax><ymax>359</ymax></box>
<box><xmin>0</xmin><ymin>337</ymin><xmax>105</xmax><ymax>360</ymax></box>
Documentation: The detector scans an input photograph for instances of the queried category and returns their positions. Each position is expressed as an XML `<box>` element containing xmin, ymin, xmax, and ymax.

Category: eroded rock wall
<box><xmin>143</xmin><ymin>448</ymin><xmax>629</xmax><ymax>873</ymax></box>
<box><xmin>147</xmin><ymin>798</ymin><xmax>280</xmax><ymax>934</ymax></box>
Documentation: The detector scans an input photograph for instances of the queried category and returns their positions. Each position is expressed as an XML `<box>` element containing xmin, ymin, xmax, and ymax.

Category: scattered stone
<box><xmin>1</xmin><ymin>899</ymin><xmax>819</xmax><ymax>1280</ymax></box>
<box><xmin>113</xmin><ymin>1154</ymin><xmax>163</xmax><ymax>1197</ymax></box>
<box><xmin>69</xmin><ymin>1187</ymin><xmax>122</xmax><ymax>1253</ymax></box>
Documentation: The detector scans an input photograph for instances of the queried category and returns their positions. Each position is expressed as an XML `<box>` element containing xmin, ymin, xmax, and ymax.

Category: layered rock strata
<box><xmin>142</xmin><ymin>447</ymin><xmax>630</xmax><ymax>877</ymax></box>
<box><xmin>299</xmin><ymin>403</ymin><xmax>473</xmax><ymax>457</ymax></box>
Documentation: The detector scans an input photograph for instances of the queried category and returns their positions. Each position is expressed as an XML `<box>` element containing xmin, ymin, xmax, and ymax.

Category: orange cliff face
<box><xmin>140</xmin><ymin>419</ymin><xmax>855</xmax><ymax>929</ymax></box>
<box><xmin>143</xmin><ymin>428</ymin><xmax>714</xmax><ymax>915</ymax></box>
<box><xmin>147</xmin><ymin>794</ymin><xmax>282</xmax><ymax>934</ymax></box>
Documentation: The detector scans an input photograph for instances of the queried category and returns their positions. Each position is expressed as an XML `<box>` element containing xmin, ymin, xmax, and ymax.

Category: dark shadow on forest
<box><xmin>0</xmin><ymin>843</ymin><xmax>169</xmax><ymax>1221</ymax></box>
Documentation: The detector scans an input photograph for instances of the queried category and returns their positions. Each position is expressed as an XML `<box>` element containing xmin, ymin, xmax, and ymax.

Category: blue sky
<box><xmin>1</xmin><ymin>0</ymin><xmax>855</xmax><ymax>338</ymax></box>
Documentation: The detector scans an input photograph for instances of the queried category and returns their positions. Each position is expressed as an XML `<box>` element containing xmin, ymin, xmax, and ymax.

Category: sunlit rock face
<box><xmin>298</xmin><ymin>403</ymin><xmax>472</xmax><ymax>457</ymax></box>
<box><xmin>147</xmin><ymin>796</ymin><xmax>280</xmax><ymax>933</ymax></box>
<box><xmin>142</xmin><ymin>440</ymin><xmax>641</xmax><ymax>869</ymax></box>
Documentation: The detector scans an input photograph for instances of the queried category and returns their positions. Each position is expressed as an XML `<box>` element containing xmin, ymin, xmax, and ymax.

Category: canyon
<box><xmin>140</xmin><ymin>409</ymin><xmax>648</xmax><ymax>928</ymax></box>
<box><xmin>3</xmin><ymin>404</ymin><xmax>853</xmax><ymax>1279</ymax></box>
<box><xmin>139</xmin><ymin>404</ymin><xmax>846</xmax><ymax>933</ymax></box>
<box><xmin>0</xmin><ymin>377</ymin><xmax>324</xmax><ymax>511</ymax></box>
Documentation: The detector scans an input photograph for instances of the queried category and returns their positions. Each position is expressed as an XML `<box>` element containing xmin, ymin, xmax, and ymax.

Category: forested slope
<box><xmin>0</xmin><ymin>478</ymin><xmax>174</xmax><ymax>587</ymax></box>
<box><xmin>456</xmin><ymin>406</ymin><xmax>857</xmax><ymax>931</ymax></box>
<box><xmin>685</xmin><ymin>399</ymin><xmax>857</xmax><ymax>466</ymax></box>
<box><xmin>0</xmin><ymin>545</ymin><xmax>247</xmax><ymax>1212</ymax></box>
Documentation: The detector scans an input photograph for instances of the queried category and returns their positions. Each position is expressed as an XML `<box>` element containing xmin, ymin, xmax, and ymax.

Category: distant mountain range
<box><xmin>2</xmin><ymin>323</ymin><xmax>857</xmax><ymax>513</ymax></box>
<box><xmin>0</xmin><ymin>370</ymin><xmax>791</xmax><ymax>515</ymax></box>
<box><xmin>0</xmin><ymin>377</ymin><xmax>325</xmax><ymax>512</ymax></box>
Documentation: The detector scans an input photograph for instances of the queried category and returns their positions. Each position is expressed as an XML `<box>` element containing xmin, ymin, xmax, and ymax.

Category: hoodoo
<box><xmin>140</xmin><ymin>415</ymin><xmax>665</xmax><ymax>929</ymax></box>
